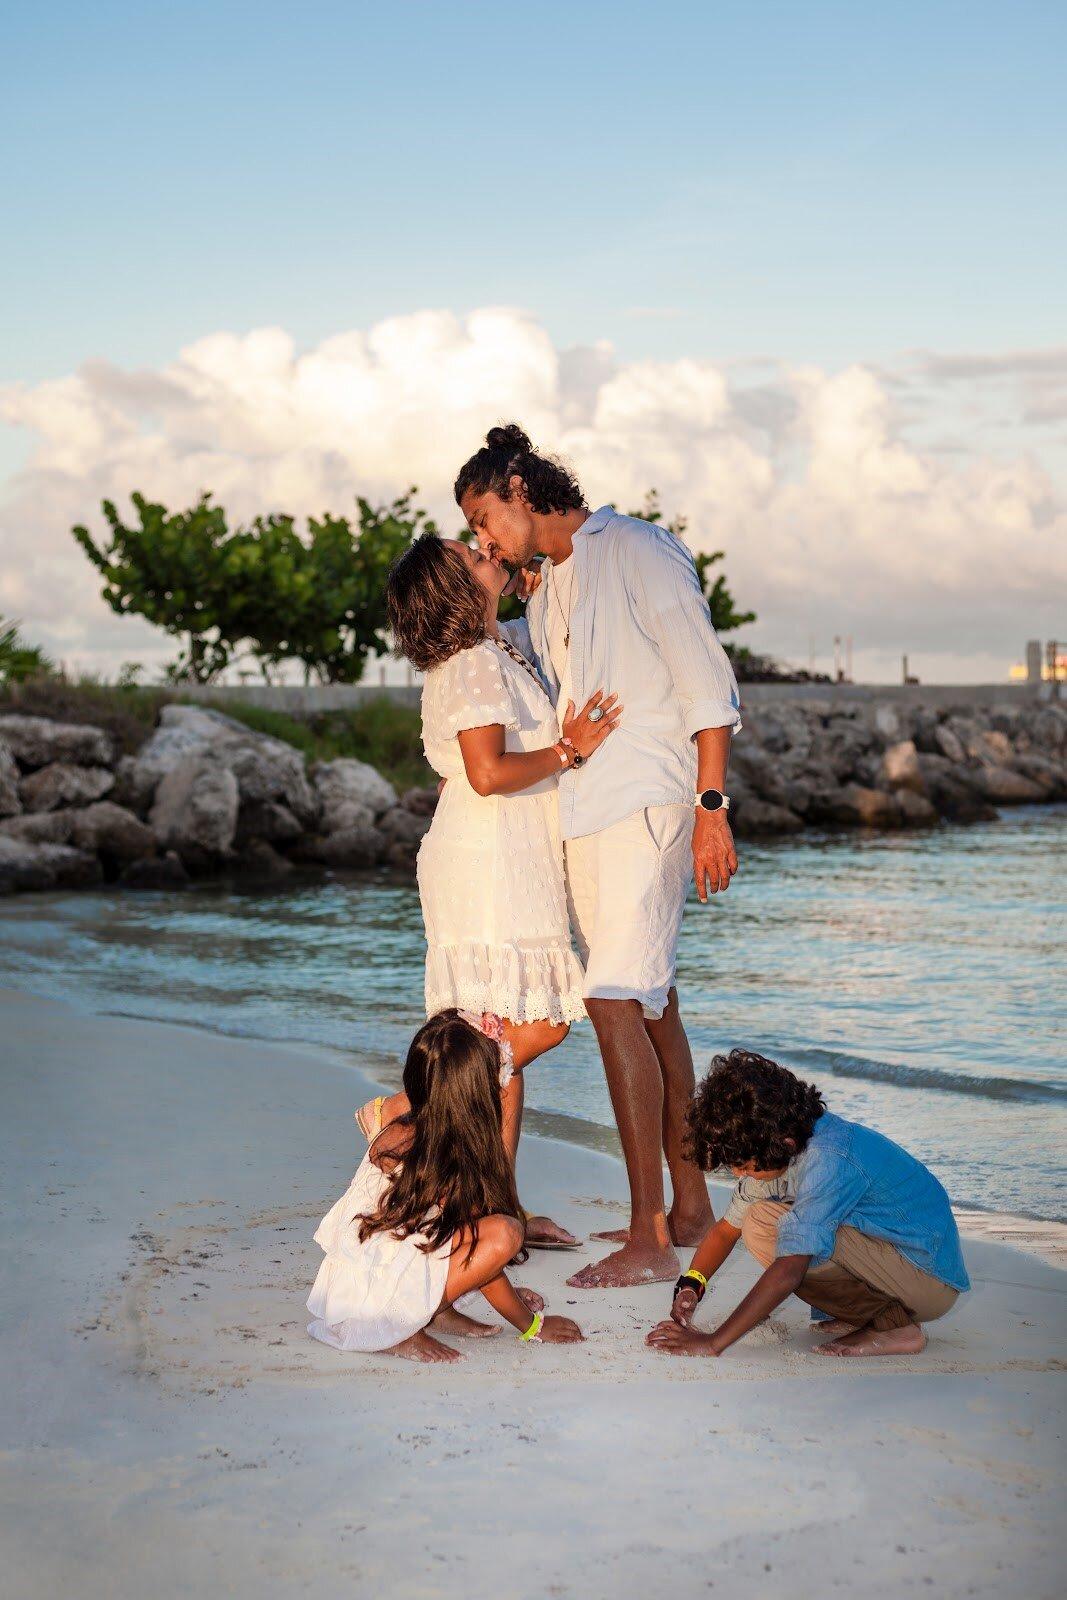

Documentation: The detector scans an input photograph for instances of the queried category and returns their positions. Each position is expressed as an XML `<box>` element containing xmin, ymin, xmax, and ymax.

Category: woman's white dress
<box><xmin>417</xmin><ymin>622</ymin><xmax>586</xmax><ymax>1024</ymax></box>
<box><xmin>307</xmin><ymin>1153</ymin><xmax>452</xmax><ymax>1352</ymax></box>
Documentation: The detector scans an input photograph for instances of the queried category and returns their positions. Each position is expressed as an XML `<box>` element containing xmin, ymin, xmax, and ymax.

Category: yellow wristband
<box><xmin>683</xmin><ymin>1269</ymin><xmax>708</xmax><ymax>1289</ymax></box>
<box><xmin>520</xmin><ymin>1310</ymin><xmax>544</xmax><ymax>1342</ymax></box>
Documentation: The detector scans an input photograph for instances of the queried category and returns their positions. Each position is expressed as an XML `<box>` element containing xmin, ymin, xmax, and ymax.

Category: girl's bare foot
<box><xmin>525</xmin><ymin>1215</ymin><xmax>581</xmax><ymax>1248</ymax></box>
<box><xmin>818</xmin><ymin>1323</ymin><xmax>927</xmax><ymax>1358</ymax></box>
<box><xmin>591</xmin><ymin>1209</ymin><xmax>711</xmax><ymax>1249</ymax></box>
<box><xmin>431</xmin><ymin>1306</ymin><xmax>501</xmax><ymax>1339</ymax></box>
<box><xmin>516</xmin><ymin>1286</ymin><xmax>545</xmax><ymax>1314</ymax></box>
<box><xmin>567</xmin><ymin>1241</ymin><xmax>679</xmax><ymax>1289</ymax></box>
<box><xmin>386</xmin><ymin>1329</ymin><xmax>464</xmax><ymax>1363</ymax></box>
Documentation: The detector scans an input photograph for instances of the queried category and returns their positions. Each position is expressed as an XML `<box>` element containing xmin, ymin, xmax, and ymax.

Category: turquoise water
<box><xmin>3</xmin><ymin>806</ymin><xmax>1064</xmax><ymax>1220</ymax></box>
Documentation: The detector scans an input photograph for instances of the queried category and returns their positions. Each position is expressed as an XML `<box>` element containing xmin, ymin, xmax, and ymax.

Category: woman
<box><xmin>383</xmin><ymin>532</ymin><xmax>620</xmax><ymax>1247</ymax></box>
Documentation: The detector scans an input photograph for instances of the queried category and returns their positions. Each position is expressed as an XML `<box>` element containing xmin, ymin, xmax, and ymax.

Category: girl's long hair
<box><xmin>358</xmin><ymin>1009</ymin><xmax>524</xmax><ymax>1262</ymax></box>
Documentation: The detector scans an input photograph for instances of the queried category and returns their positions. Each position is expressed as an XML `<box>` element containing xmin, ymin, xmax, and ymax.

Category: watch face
<box><xmin>700</xmin><ymin>789</ymin><xmax>725</xmax><ymax>811</ymax></box>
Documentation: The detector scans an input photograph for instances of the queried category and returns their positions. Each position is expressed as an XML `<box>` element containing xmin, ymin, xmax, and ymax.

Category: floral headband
<box><xmin>458</xmin><ymin>1010</ymin><xmax>514</xmax><ymax>1088</ymax></box>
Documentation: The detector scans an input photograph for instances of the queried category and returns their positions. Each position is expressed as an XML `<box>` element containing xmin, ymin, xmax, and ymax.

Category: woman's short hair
<box><xmin>685</xmin><ymin>1049</ymin><xmax>826</xmax><ymax>1172</ymax></box>
<box><xmin>454</xmin><ymin>422</ymin><xmax>585</xmax><ymax>515</ymax></box>
<box><xmin>386</xmin><ymin>533</ymin><xmax>488</xmax><ymax>672</ymax></box>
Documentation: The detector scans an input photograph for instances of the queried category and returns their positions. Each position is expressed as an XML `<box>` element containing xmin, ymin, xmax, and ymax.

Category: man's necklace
<box><xmin>549</xmin><ymin>558</ymin><xmax>574</xmax><ymax>649</ymax></box>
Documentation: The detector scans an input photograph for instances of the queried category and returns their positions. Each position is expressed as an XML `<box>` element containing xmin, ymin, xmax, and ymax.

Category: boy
<box><xmin>647</xmin><ymin>1049</ymin><xmax>970</xmax><ymax>1358</ymax></box>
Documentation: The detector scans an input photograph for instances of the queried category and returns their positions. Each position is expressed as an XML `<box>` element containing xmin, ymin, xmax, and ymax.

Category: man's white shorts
<box><xmin>564</xmin><ymin>803</ymin><xmax>694</xmax><ymax>1021</ymax></box>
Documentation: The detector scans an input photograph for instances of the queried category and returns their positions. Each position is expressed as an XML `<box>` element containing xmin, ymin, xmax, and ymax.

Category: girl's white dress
<box><xmin>417</xmin><ymin>622</ymin><xmax>586</xmax><ymax>1024</ymax></box>
<box><xmin>307</xmin><ymin>1152</ymin><xmax>452</xmax><ymax>1352</ymax></box>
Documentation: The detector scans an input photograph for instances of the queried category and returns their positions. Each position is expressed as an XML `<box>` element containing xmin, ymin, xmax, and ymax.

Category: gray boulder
<box><xmin>933</xmin><ymin>725</ymin><xmax>966</xmax><ymax>764</ymax></box>
<box><xmin>0</xmin><ymin>740</ymin><xmax>20</xmax><ymax>816</ymax></box>
<box><xmin>118</xmin><ymin>851</ymin><xmax>190</xmax><ymax>890</ymax></box>
<box><xmin>131</xmin><ymin>705</ymin><xmax>317</xmax><ymax>823</ymax></box>
<box><xmin>897</xmin><ymin>790</ymin><xmax>940</xmax><ymax>827</ymax></box>
<box><xmin>731</xmin><ymin>797</ymin><xmax>804</xmax><ymax>837</ymax></box>
<box><xmin>812</xmin><ymin>784</ymin><xmax>903</xmax><ymax>828</ymax></box>
<box><xmin>232</xmin><ymin>839</ymin><xmax>295</xmax><ymax>879</ymax></box>
<box><xmin>235</xmin><ymin>799</ymin><xmax>304</xmax><ymax>845</ymax></box>
<box><xmin>972</xmin><ymin>766</ymin><xmax>1047</xmax><ymax>805</ymax></box>
<box><xmin>378</xmin><ymin>807</ymin><xmax>432</xmax><ymax>847</ymax></box>
<box><xmin>0</xmin><ymin>836</ymin><xmax>103</xmax><ymax>894</ymax></box>
<box><xmin>0</xmin><ymin>811</ymin><xmax>73</xmax><ymax>844</ymax></box>
<box><xmin>312</xmin><ymin>758</ymin><xmax>398</xmax><ymax>830</ymax></box>
<box><xmin>0</xmin><ymin>714</ymin><xmax>112</xmax><ymax>770</ymax></box>
<box><xmin>401</xmin><ymin>786</ymin><xmax>440</xmax><ymax>817</ymax></box>
<box><xmin>68</xmin><ymin>801</ymin><xmax>156</xmax><ymax>863</ymax></box>
<box><xmin>149</xmin><ymin>756</ymin><xmax>239</xmax><ymax>863</ymax></box>
<box><xmin>20</xmin><ymin>763</ymin><xmax>114</xmax><ymax>813</ymax></box>
<box><xmin>305</xmin><ymin>821</ymin><xmax>387</xmax><ymax>868</ymax></box>
<box><xmin>1008</xmin><ymin>752</ymin><xmax>1066</xmax><ymax>798</ymax></box>
<box><xmin>110</xmin><ymin>754</ymin><xmax>159</xmax><ymax>818</ymax></box>
<box><xmin>879</xmin><ymin>740</ymin><xmax>923</xmax><ymax>793</ymax></box>
<box><xmin>916</xmin><ymin>755</ymin><xmax>998</xmax><ymax>823</ymax></box>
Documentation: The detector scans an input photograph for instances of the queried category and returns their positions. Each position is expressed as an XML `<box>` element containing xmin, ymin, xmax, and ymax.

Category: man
<box><xmin>455</xmin><ymin>423</ymin><xmax>741</xmax><ymax>1288</ymax></box>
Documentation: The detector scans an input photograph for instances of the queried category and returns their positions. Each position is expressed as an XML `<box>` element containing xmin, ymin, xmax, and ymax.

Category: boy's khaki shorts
<box><xmin>564</xmin><ymin>802</ymin><xmax>693</xmax><ymax>1021</ymax></box>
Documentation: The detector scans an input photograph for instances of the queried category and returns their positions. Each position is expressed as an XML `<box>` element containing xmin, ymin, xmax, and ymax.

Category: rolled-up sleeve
<box><xmin>631</xmin><ymin>529</ymin><xmax>742</xmax><ymax>740</ymax></box>
<box><xmin>776</xmin><ymin>1150</ymin><xmax>869</xmax><ymax>1266</ymax></box>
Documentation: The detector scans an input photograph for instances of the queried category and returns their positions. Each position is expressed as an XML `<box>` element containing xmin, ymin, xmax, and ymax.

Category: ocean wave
<box><xmin>785</xmin><ymin>1046</ymin><xmax>1065</xmax><ymax>1105</ymax></box>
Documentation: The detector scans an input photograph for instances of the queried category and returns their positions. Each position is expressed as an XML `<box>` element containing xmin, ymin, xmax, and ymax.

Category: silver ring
<box><xmin>587</xmin><ymin>707</ymin><xmax>605</xmax><ymax>722</ymax></box>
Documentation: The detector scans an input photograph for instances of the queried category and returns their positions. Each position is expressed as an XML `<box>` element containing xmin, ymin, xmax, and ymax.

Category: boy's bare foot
<box><xmin>646</xmin><ymin>1319</ymin><xmax>719</xmax><ymax>1357</ymax></box>
<box><xmin>809</xmin><ymin>1318</ymin><xmax>858</xmax><ymax>1339</ymax></box>
<box><xmin>431</xmin><ymin>1307</ymin><xmax>501</xmax><ymax>1339</ymax></box>
<box><xmin>537</xmin><ymin>1314</ymin><xmax>584</xmax><ymax>1343</ymax></box>
<box><xmin>515</xmin><ymin>1286</ymin><xmax>545</xmax><ymax>1314</ymax></box>
<box><xmin>567</xmin><ymin>1241</ymin><xmax>679</xmax><ymax>1288</ymax></box>
<box><xmin>386</xmin><ymin>1330</ymin><xmax>464</xmax><ymax>1363</ymax></box>
<box><xmin>818</xmin><ymin>1323</ymin><xmax>927</xmax><ymax>1358</ymax></box>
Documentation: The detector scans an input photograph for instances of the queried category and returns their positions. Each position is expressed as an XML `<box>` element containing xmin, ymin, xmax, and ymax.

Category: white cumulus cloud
<box><xmin>1</xmin><ymin>307</ymin><xmax>1063</xmax><ymax>682</ymax></box>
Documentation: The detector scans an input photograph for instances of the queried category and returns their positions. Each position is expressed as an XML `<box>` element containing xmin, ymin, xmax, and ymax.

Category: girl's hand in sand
<box><xmin>537</xmin><ymin>1313</ymin><xmax>584</xmax><ymax>1344</ymax></box>
<box><xmin>671</xmin><ymin>1286</ymin><xmax>700</xmax><ymax>1327</ymax></box>
<box><xmin>647</xmin><ymin>1320</ymin><xmax>720</xmax><ymax>1357</ymax></box>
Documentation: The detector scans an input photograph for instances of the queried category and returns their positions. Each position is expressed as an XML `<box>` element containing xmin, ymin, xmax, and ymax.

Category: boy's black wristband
<box><xmin>674</xmin><ymin>1272</ymin><xmax>706</xmax><ymax>1302</ymax></box>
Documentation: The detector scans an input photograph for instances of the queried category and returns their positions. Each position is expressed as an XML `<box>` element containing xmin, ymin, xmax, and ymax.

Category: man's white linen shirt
<box><xmin>525</xmin><ymin>506</ymin><xmax>741</xmax><ymax>841</ymax></box>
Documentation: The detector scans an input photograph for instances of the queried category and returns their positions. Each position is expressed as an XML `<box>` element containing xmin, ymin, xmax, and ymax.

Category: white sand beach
<box><xmin>2</xmin><ymin>986</ymin><xmax>1064</xmax><ymax>1598</ymax></box>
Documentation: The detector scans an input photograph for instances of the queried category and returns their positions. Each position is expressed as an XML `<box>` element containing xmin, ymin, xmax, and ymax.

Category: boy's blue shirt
<box><xmin>775</xmin><ymin>1111</ymin><xmax>971</xmax><ymax>1292</ymax></box>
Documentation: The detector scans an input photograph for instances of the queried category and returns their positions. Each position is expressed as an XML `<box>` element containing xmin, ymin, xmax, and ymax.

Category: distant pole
<box><xmin>1026</xmin><ymin>640</ymin><xmax>1043</xmax><ymax>682</ymax></box>
<box><xmin>902</xmin><ymin>653</ymin><xmax>908</xmax><ymax>685</ymax></box>
<box><xmin>833</xmin><ymin>635</ymin><xmax>841</xmax><ymax>683</ymax></box>
<box><xmin>845</xmin><ymin>636</ymin><xmax>853</xmax><ymax>682</ymax></box>
<box><xmin>808</xmin><ymin>635</ymin><xmax>815</xmax><ymax>676</ymax></box>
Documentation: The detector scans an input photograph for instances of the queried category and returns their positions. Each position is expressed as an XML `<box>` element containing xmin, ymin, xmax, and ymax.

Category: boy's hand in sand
<box><xmin>647</xmin><ymin>1320</ymin><xmax>720</xmax><ymax>1357</ymax></box>
<box><xmin>537</xmin><ymin>1313</ymin><xmax>584</xmax><ymax>1344</ymax></box>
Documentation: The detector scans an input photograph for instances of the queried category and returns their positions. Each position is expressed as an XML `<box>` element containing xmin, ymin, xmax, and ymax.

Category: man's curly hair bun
<box><xmin>685</xmin><ymin>1049</ymin><xmax>825</xmax><ymax>1173</ymax></box>
<box><xmin>454</xmin><ymin>421</ymin><xmax>585</xmax><ymax>516</ymax></box>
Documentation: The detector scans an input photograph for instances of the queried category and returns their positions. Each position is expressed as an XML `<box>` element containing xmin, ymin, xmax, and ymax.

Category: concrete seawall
<box><xmin>175</xmin><ymin>680</ymin><xmax>1055</xmax><ymax>715</ymax></box>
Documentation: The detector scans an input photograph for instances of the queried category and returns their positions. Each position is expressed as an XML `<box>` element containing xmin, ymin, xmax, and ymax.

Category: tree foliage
<box><xmin>0</xmin><ymin>618</ymin><xmax>55</xmax><ymax>685</ymax></box>
<box><xmin>73</xmin><ymin>492</ymin><xmax>438</xmax><ymax>683</ymax></box>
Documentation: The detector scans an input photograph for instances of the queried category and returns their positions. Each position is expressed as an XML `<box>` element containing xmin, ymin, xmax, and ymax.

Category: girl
<box><xmin>308</xmin><ymin>1010</ymin><xmax>584</xmax><ymax>1362</ymax></box>
<box><xmin>385</xmin><ymin>526</ymin><xmax>620</xmax><ymax>1248</ymax></box>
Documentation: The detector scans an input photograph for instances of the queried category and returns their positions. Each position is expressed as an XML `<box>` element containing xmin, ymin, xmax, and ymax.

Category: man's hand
<box><xmin>693</xmin><ymin>809</ymin><xmax>738</xmax><ymax>901</ymax></box>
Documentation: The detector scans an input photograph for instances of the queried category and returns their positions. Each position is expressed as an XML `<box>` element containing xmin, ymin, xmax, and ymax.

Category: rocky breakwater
<box><xmin>0</xmin><ymin>704</ymin><xmax>436</xmax><ymax>895</ymax></box>
<box><xmin>0</xmin><ymin>696</ymin><xmax>1063</xmax><ymax>896</ymax></box>
<box><xmin>727</xmin><ymin>697</ymin><xmax>1066</xmax><ymax>836</ymax></box>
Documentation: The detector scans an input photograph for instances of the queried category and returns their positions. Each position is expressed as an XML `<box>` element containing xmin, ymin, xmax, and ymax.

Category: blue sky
<box><xmin>4</xmin><ymin>0</ymin><xmax>1064</xmax><ymax>381</ymax></box>
<box><xmin>2</xmin><ymin>2</ymin><xmax>1064</xmax><ymax>682</ymax></box>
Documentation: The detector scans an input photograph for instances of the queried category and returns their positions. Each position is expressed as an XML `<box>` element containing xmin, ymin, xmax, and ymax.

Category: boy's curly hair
<box><xmin>685</xmin><ymin>1049</ymin><xmax>826</xmax><ymax>1172</ymax></box>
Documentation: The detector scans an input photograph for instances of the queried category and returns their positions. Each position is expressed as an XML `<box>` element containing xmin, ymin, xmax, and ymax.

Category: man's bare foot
<box><xmin>818</xmin><ymin>1323</ymin><xmax>927</xmax><ymax>1358</ymax></box>
<box><xmin>567</xmin><ymin>1241</ymin><xmax>679</xmax><ymax>1289</ymax></box>
<box><xmin>515</xmin><ymin>1286</ymin><xmax>545</xmax><ymax>1315</ymax></box>
<box><xmin>386</xmin><ymin>1329</ymin><xmax>464</xmax><ymax>1363</ymax></box>
<box><xmin>431</xmin><ymin>1307</ymin><xmax>501</xmax><ymax>1339</ymax></box>
<box><xmin>525</xmin><ymin>1215</ymin><xmax>581</xmax><ymax>1249</ymax></box>
<box><xmin>646</xmin><ymin>1319</ymin><xmax>719</xmax><ymax>1357</ymax></box>
<box><xmin>809</xmin><ymin>1318</ymin><xmax>858</xmax><ymax>1339</ymax></box>
<box><xmin>591</xmin><ymin>1208</ymin><xmax>712</xmax><ymax>1249</ymax></box>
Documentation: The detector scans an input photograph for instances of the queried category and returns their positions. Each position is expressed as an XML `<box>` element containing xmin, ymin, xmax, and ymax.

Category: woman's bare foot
<box><xmin>431</xmin><ymin>1307</ymin><xmax>501</xmax><ymax>1339</ymax></box>
<box><xmin>646</xmin><ymin>1320</ymin><xmax>719</xmax><ymax>1357</ymax></box>
<box><xmin>818</xmin><ymin>1323</ymin><xmax>927</xmax><ymax>1358</ymax></box>
<box><xmin>515</xmin><ymin>1286</ymin><xmax>545</xmax><ymax>1314</ymax></box>
<box><xmin>567</xmin><ymin>1241</ymin><xmax>679</xmax><ymax>1289</ymax></box>
<box><xmin>386</xmin><ymin>1329</ymin><xmax>464</xmax><ymax>1363</ymax></box>
<box><xmin>525</xmin><ymin>1215</ymin><xmax>581</xmax><ymax>1249</ymax></box>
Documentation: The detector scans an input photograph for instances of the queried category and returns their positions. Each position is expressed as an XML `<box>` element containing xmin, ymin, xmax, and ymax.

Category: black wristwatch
<box><xmin>695</xmin><ymin>789</ymin><xmax>731</xmax><ymax>812</ymax></box>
